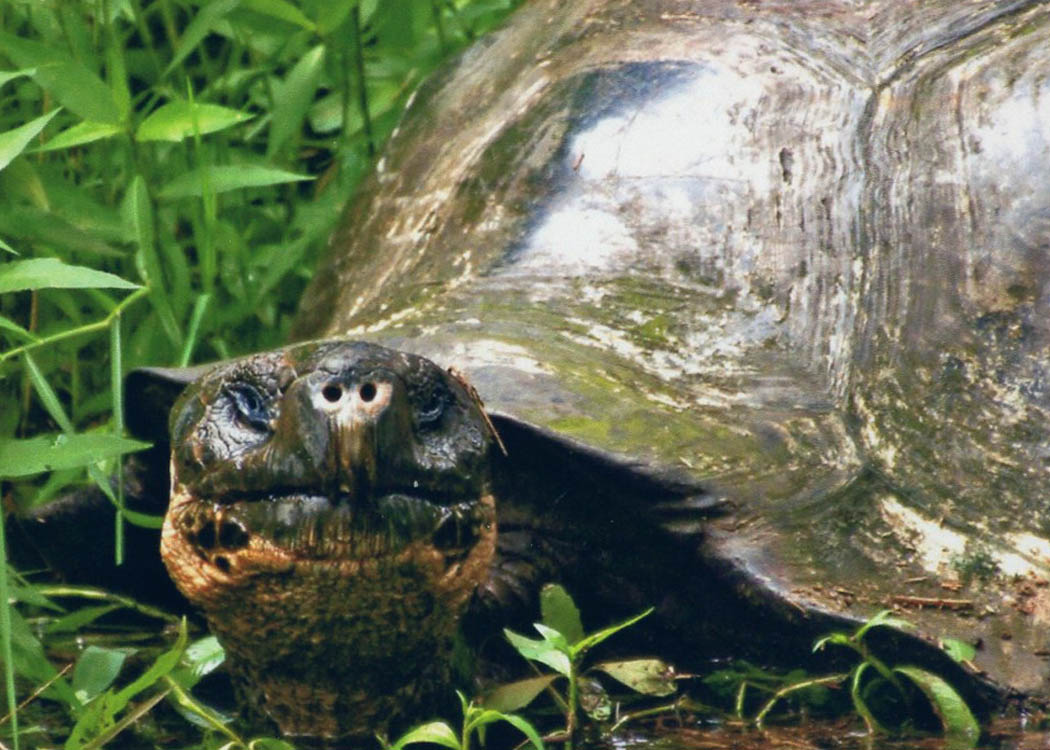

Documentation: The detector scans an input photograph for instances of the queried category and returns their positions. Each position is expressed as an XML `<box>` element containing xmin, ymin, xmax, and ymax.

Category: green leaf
<box><xmin>158</xmin><ymin>165</ymin><xmax>312</xmax><ymax>199</ymax></box>
<box><xmin>940</xmin><ymin>638</ymin><xmax>977</xmax><ymax>663</ymax></box>
<box><xmin>240</xmin><ymin>0</ymin><xmax>316</xmax><ymax>29</ymax></box>
<box><xmin>0</xmin><ymin>433</ymin><xmax>150</xmax><ymax>478</ymax></box>
<box><xmin>171</xmin><ymin>636</ymin><xmax>226</xmax><ymax>689</ymax></box>
<box><xmin>571</xmin><ymin>607</ymin><xmax>653</xmax><ymax>658</ymax></box>
<box><xmin>45</xmin><ymin>604</ymin><xmax>121</xmax><ymax>635</ymax></box>
<box><xmin>481</xmin><ymin>675</ymin><xmax>558</xmax><ymax>712</ymax></box>
<box><xmin>0</xmin><ymin>237</ymin><xmax>16</xmax><ymax>254</ymax></box>
<box><xmin>0</xmin><ymin>258</ymin><xmax>139</xmax><ymax>293</ymax></box>
<box><xmin>594</xmin><ymin>658</ymin><xmax>676</xmax><ymax>696</ymax></box>
<box><xmin>136</xmin><ymin>100</ymin><xmax>253</xmax><ymax>142</ymax></box>
<box><xmin>164</xmin><ymin>0</ymin><xmax>242</xmax><ymax>76</ymax></box>
<box><xmin>0</xmin><ymin>33</ymin><xmax>121</xmax><ymax>124</ymax></box>
<box><xmin>72</xmin><ymin>646</ymin><xmax>128</xmax><ymax>704</ymax></box>
<box><xmin>0</xmin><ymin>68</ymin><xmax>36</xmax><ymax>90</ymax></box>
<box><xmin>540</xmin><ymin>583</ymin><xmax>584</xmax><ymax>645</ymax></box>
<box><xmin>504</xmin><ymin>628</ymin><xmax>570</xmax><ymax>676</ymax></box>
<box><xmin>492</xmin><ymin>713</ymin><xmax>544</xmax><ymax>750</ymax></box>
<box><xmin>386</xmin><ymin>720</ymin><xmax>460</xmax><ymax>750</ymax></box>
<box><xmin>123</xmin><ymin>176</ymin><xmax>182</xmax><ymax>347</ymax></box>
<box><xmin>34</xmin><ymin>121</ymin><xmax>123</xmax><ymax>152</ymax></box>
<box><xmin>111</xmin><ymin>618</ymin><xmax>189</xmax><ymax>707</ymax></box>
<box><xmin>895</xmin><ymin>666</ymin><xmax>979</xmax><ymax>747</ymax></box>
<box><xmin>267</xmin><ymin>44</ymin><xmax>324</xmax><ymax>157</ymax></box>
<box><xmin>0</xmin><ymin>314</ymin><xmax>37</xmax><ymax>342</ymax></box>
<box><xmin>855</xmin><ymin>609</ymin><xmax>914</xmax><ymax>641</ymax></box>
<box><xmin>0</xmin><ymin>109</ymin><xmax>61</xmax><ymax>172</ymax></box>
<box><xmin>849</xmin><ymin>662</ymin><xmax>887</xmax><ymax>735</ymax></box>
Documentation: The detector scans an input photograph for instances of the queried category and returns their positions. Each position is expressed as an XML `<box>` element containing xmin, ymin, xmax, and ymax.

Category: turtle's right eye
<box><xmin>225</xmin><ymin>383</ymin><xmax>271</xmax><ymax>432</ymax></box>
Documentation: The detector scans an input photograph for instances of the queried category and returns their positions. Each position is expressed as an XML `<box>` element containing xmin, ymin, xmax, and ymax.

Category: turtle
<box><xmin>16</xmin><ymin>0</ymin><xmax>1050</xmax><ymax>743</ymax></box>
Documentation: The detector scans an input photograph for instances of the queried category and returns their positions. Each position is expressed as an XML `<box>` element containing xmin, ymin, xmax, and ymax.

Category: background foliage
<box><xmin>0</xmin><ymin>0</ymin><xmax>520</xmax><ymax>746</ymax></box>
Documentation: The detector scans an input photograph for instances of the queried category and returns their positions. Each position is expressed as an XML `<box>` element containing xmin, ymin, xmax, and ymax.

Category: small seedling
<box><xmin>751</xmin><ymin>610</ymin><xmax>980</xmax><ymax>748</ymax></box>
<box><xmin>492</xmin><ymin>584</ymin><xmax>675</xmax><ymax>749</ymax></box>
<box><xmin>379</xmin><ymin>690</ymin><xmax>543</xmax><ymax>750</ymax></box>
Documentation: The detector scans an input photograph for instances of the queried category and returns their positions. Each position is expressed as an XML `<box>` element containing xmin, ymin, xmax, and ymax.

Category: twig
<box><xmin>447</xmin><ymin>367</ymin><xmax>508</xmax><ymax>456</ymax></box>
<box><xmin>889</xmin><ymin>595</ymin><xmax>974</xmax><ymax>610</ymax></box>
<box><xmin>0</xmin><ymin>663</ymin><xmax>73</xmax><ymax>726</ymax></box>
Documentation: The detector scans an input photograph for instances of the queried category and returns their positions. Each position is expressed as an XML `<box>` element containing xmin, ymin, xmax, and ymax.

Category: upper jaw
<box><xmin>172</xmin><ymin>483</ymin><xmax>492</xmax><ymax>562</ymax></box>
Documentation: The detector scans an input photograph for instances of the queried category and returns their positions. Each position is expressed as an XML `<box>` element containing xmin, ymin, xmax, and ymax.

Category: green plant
<box><xmin>489</xmin><ymin>584</ymin><xmax>675</xmax><ymax>748</ymax></box>
<box><xmin>379</xmin><ymin>690</ymin><xmax>543</xmax><ymax>750</ymax></box>
<box><xmin>0</xmin><ymin>2</ymin><xmax>522</xmax><ymax>746</ymax></box>
<box><xmin>741</xmin><ymin>610</ymin><xmax>979</xmax><ymax>748</ymax></box>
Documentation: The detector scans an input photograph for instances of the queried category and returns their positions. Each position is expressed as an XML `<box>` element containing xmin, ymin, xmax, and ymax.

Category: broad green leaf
<box><xmin>35</xmin><ymin>121</ymin><xmax>123</xmax><ymax>152</ymax></box>
<box><xmin>172</xmin><ymin>636</ymin><xmax>226</xmax><ymax>688</ymax></box>
<box><xmin>72</xmin><ymin>646</ymin><xmax>128</xmax><ymax>704</ymax></box>
<box><xmin>164</xmin><ymin>0</ymin><xmax>242</xmax><ymax>76</ymax></box>
<box><xmin>387</xmin><ymin>720</ymin><xmax>460</xmax><ymax>750</ymax></box>
<box><xmin>267</xmin><ymin>44</ymin><xmax>324</xmax><ymax>157</ymax></box>
<box><xmin>136</xmin><ymin>100</ymin><xmax>253</xmax><ymax>142</ymax></box>
<box><xmin>0</xmin><ymin>433</ymin><xmax>150</xmax><ymax>478</ymax></box>
<box><xmin>481</xmin><ymin>675</ymin><xmax>558</xmax><ymax>712</ymax></box>
<box><xmin>0</xmin><ymin>33</ymin><xmax>121</xmax><ymax>124</ymax></box>
<box><xmin>540</xmin><ymin>583</ymin><xmax>584</xmax><ymax>645</ymax></box>
<box><xmin>240</xmin><ymin>0</ymin><xmax>316</xmax><ymax>29</ymax></box>
<box><xmin>503</xmin><ymin>628</ymin><xmax>570</xmax><ymax>676</ymax></box>
<box><xmin>895</xmin><ymin>666</ymin><xmax>979</xmax><ymax>748</ymax></box>
<box><xmin>0</xmin><ymin>258</ymin><xmax>138</xmax><ymax>293</ymax></box>
<box><xmin>0</xmin><ymin>109</ymin><xmax>61</xmax><ymax>172</ymax></box>
<box><xmin>158</xmin><ymin>165</ymin><xmax>312</xmax><ymax>199</ymax></box>
<box><xmin>313</xmin><ymin>0</ymin><xmax>358</xmax><ymax>35</ymax></box>
<box><xmin>940</xmin><ymin>638</ymin><xmax>977</xmax><ymax>663</ymax></box>
<box><xmin>595</xmin><ymin>658</ymin><xmax>676</xmax><ymax>696</ymax></box>
<box><xmin>571</xmin><ymin>607</ymin><xmax>652</xmax><ymax>657</ymax></box>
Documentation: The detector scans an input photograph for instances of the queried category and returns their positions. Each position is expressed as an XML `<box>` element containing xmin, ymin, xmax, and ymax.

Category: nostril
<box><xmin>359</xmin><ymin>382</ymin><xmax>377</xmax><ymax>402</ymax></box>
<box><xmin>322</xmin><ymin>384</ymin><xmax>343</xmax><ymax>403</ymax></box>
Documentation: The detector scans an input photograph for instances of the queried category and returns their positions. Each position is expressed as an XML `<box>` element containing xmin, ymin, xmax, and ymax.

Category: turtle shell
<box><xmin>294</xmin><ymin>0</ymin><xmax>1050</xmax><ymax>698</ymax></box>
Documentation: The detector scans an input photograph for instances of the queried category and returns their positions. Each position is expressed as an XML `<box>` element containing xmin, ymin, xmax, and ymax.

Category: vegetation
<box><xmin>0</xmin><ymin>1</ymin><xmax>519</xmax><ymax>747</ymax></box>
<box><xmin>0</xmin><ymin>3</ymin><xmax>985</xmax><ymax>749</ymax></box>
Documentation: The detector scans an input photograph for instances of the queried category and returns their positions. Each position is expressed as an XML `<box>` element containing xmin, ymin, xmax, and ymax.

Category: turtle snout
<box><xmin>314</xmin><ymin>376</ymin><xmax>394</xmax><ymax>418</ymax></box>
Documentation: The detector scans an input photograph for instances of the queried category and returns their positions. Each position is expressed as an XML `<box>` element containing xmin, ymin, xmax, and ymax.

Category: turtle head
<box><xmin>156</xmin><ymin>340</ymin><xmax>498</xmax><ymax>740</ymax></box>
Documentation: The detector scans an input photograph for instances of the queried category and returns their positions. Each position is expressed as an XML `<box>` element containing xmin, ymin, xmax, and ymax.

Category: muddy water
<box><xmin>610</xmin><ymin>718</ymin><xmax>1044</xmax><ymax>750</ymax></box>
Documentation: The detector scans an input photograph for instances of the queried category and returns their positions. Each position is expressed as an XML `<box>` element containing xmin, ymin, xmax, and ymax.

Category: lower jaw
<box><xmin>160</xmin><ymin>490</ymin><xmax>497</xmax><ymax>742</ymax></box>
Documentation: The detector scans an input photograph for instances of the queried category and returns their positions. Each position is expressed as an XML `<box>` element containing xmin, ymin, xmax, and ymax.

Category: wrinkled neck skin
<box><xmin>161</xmin><ymin>485</ymin><xmax>496</xmax><ymax>741</ymax></box>
<box><xmin>158</xmin><ymin>341</ymin><xmax>497</xmax><ymax>743</ymax></box>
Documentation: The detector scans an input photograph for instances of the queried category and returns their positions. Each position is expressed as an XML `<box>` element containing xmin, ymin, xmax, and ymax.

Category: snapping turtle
<box><xmin>18</xmin><ymin>0</ymin><xmax>1050</xmax><ymax>742</ymax></box>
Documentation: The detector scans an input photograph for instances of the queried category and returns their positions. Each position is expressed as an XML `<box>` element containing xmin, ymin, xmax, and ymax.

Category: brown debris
<box><xmin>889</xmin><ymin>595</ymin><xmax>974</xmax><ymax>611</ymax></box>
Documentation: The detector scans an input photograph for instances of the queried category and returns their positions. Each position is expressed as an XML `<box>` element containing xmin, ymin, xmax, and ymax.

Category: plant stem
<box><xmin>753</xmin><ymin>673</ymin><xmax>849</xmax><ymax>729</ymax></box>
<box><xmin>0</xmin><ymin>288</ymin><xmax>148</xmax><ymax>365</ymax></box>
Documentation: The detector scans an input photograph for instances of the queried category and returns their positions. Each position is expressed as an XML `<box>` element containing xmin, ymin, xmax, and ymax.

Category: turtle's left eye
<box><xmin>416</xmin><ymin>385</ymin><xmax>450</xmax><ymax>428</ymax></box>
<box><xmin>225</xmin><ymin>383</ymin><xmax>271</xmax><ymax>432</ymax></box>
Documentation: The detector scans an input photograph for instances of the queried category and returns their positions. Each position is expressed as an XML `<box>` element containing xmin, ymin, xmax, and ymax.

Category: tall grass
<box><xmin>0</xmin><ymin>1</ymin><xmax>520</xmax><ymax>746</ymax></box>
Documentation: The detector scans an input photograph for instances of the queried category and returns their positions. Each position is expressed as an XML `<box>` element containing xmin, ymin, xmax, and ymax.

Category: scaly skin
<box><xmin>159</xmin><ymin>341</ymin><xmax>497</xmax><ymax>742</ymax></box>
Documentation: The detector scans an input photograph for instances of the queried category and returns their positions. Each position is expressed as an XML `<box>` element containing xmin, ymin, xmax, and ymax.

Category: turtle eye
<box><xmin>225</xmin><ymin>383</ymin><xmax>271</xmax><ymax>432</ymax></box>
<box><xmin>416</xmin><ymin>386</ymin><xmax>450</xmax><ymax>428</ymax></box>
